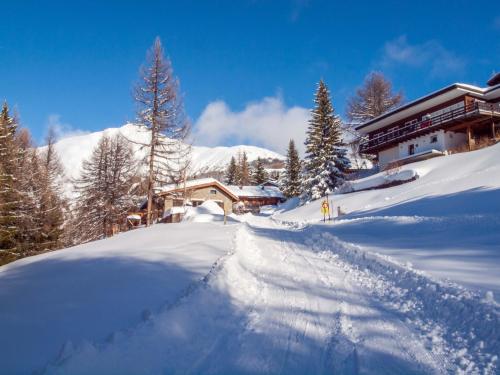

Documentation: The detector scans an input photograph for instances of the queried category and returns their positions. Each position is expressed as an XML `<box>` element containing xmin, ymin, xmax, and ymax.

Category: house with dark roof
<box><xmin>356</xmin><ymin>74</ymin><xmax>500</xmax><ymax>167</ymax></box>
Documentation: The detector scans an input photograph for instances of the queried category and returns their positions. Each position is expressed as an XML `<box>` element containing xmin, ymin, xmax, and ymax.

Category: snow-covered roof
<box><xmin>356</xmin><ymin>82</ymin><xmax>500</xmax><ymax>134</ymax></box>
<box><xmin>227</xmin><ymin>185</ymin><xmax>284</xmax><ymax>199</ymax></box>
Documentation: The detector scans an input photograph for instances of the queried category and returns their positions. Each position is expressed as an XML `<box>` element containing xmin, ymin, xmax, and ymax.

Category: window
<box><xmin>430</xmin><ymin>135</ymin><xmax>438</xmax><ymax>144</ymax></box>
<box><xmin>408</xmin><ymin>144</ymin><xmax>415</xmax><ymax>155</ymax></box>
<box><xmin>210</xmin><ymin>189</ymin><xmax>217</xmax><ymax>195</ymax></box>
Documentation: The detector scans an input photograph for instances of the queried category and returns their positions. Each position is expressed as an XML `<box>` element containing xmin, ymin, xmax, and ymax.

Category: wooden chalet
<box><xmin>157</xmin><ymin>178</ymin><xmax>240</xmax><ymax>222</ymax></box>
<box><xmin>356</xmin><ymin>73</ymin><xmax>500</xmax><ymax>167</ymax></box>
<box><xmin>228</xmin><ymin>185</ymin><xmax>285</xmax><ymax>213</ymax></box>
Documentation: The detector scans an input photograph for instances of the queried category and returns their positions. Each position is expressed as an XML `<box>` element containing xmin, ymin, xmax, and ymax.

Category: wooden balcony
<box><xmin>360</xmin><ymin>102</ymin><xmax>500</xmax><ymax>154</ymax></box>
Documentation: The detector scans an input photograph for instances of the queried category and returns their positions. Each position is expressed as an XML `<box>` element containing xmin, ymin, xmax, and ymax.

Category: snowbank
<box><xmin>182</xmin><ymin>200</ymin><xmax>236</xmax><ymax>223</ymax></box>
<box><xmin>342</xmin><ymin>168</ymin><xmax>418</xmax><ymax>192</ymax></box>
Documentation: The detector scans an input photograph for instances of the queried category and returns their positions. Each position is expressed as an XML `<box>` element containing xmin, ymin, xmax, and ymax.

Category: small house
<box><xmin>228</xmin><ymin>185</ymin><xmax>285</xmax><ymax>213</ymax></box>
<box><xmin>157</xmin><ymin>178</ymin><xmax>240</xmax><ymax>222</ymax></box>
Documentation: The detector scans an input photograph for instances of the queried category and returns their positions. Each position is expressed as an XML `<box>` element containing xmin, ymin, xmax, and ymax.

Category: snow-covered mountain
<box><xmin>44</xmin><ymin>123</ymin><xmax>285</xmax><ymax>181</ymax></box>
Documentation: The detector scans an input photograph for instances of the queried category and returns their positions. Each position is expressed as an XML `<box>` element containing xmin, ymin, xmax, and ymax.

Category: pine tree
<box><xmin>252</xmin><ymin>157</ymin><xmax>268</xmax><ymax>185</ymax></box>
<box><xmin>225</xmin><ymin>156</ymin><xmax>238</xmax><ymax>185</ymax></box>
<box><xmin>133</xmin><ymin>37</ymin><xmax>191</xmax><ymax>226</ymax></box>
<box><xmin>282</xmin><ymin>139</ymin><xmax>302</xmax><ymax>198</ymax></box>
<box><xmin>302</xmin><ymin>80</ymin><xmax>350</xmax><ymax>201</ymax></box>
<box><xmin>238</xmin><ymin>151</ymin><xmax>250</xmax><ymax>186</ymax></box>
<box><xmin>73</xmin><ymin>134</ymin><xmax>137</xmax><ymax>243</ymax></box>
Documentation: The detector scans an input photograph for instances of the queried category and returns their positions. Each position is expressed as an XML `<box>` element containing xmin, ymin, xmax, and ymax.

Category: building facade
<box><xmin>356</xmin><ymin>74</ymin><xmax>500</xmax><ymax>168</ymax></box>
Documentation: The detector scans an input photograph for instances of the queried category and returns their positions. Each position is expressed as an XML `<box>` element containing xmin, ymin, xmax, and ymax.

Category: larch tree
<box><xmin>73</xmin><ymin>134</ymin><xmax>137</xmax><ymax>243</ymax></box>
<box><xmin>252</xmin><ymin>157</ymin><xmax>268</xmax><ymax>185</ymax></box>
<box><xmin>0</xmin><ymin>103</ymin><xmax>22</xmax><ymax>263</ymax></box>
<box><xmin>37</xmin><ymin>127</ymin><xmax>66</xmax><ymax>250</ymax></box>
<box><xmin>133</xmin><ymin>37</ymin><xmax>191</xmax><ymax>226</ymax></box>
<box><xmin>346</xmin><ymin>72</ymin><xmax>403</xmax><ymax>123</ymax></box>
<box><xmin>238</xmin><ymin>151</ymin><xmax>250</xmax><ymax>186</ymax></box>
<box><xmin>225</xmin><ymin>156</ymin><xmax>238</xmax><ymax>185</ymax></box>
<box><xmin>302</xmin><ymin>80</ymin><xmax>350</xmax><ymax>201</ymax></box>
<box><xmin>345</xmin><ymin>72</ymin><xmax>403</xmax><ymax>168</ymax></box>
<box><xmin>282</xmin><ymin>139</ymin><xmax>302</xmax><ymax>198</ymax></box>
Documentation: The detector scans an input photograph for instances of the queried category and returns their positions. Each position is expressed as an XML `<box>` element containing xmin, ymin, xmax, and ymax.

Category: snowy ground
<box><xmin>0</xmin><ymin>223</ymin><xmax>237</xmax><ymax>375</ymax></box>
<box><xmin>278</xmin><ymin>143</ymin><xmax>500</xmax><ymax>299</ymax></box>
<box><xmin>1</xmin><ymin>145</ymin><xmax>500</xmax><ymax>374</ymax></box>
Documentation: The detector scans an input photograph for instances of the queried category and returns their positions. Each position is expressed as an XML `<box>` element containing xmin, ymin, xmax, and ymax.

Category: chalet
<box><xmin>356</xmin><ymin>73</ymin><xmax>500</xmax><ymax>168</ymax></box>
<box><xmin>228</xmin><ymin>184</ymin><xmax>285</xmax><ymax>213</ymax></box>
<box><xmin>157</xmin><ymin>178</ymin><xmax>240</xmax><ymax>222</ymax></box>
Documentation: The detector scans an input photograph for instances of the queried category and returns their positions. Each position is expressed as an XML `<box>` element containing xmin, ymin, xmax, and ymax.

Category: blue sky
<box><xmin>1</xmin><ymin>1</ymin><xmax>499</xmax><ymax>153</ymax></box>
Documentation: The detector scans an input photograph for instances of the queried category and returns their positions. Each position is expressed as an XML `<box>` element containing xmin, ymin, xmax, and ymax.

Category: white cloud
<box><xmin>193</xmin><ymin>96</ymin><xmax>310</xmax><ymax>155</ymax></box>
<box><xmin>46</xmin><ymin>114</ymin><xmax>90</xmax><ymax>141</ymax></box>
<box><xmin>382</xmin><ymin>35</ymin><xmax>465</xmax><ymax>77</ymax></box>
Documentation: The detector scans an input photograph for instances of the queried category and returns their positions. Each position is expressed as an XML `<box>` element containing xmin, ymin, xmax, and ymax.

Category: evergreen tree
<box><xmin>133</xmin><ymin>37</ymin><xmax>191</xmax><ymax>226</ymax></box>
<box><xmin>0</xmin><ymin>103</ymin><xmax>22</xmax><ymax>263</ymax></box>
<box><xmin>73</xmin><ymin>134</ymin><xmax>137</xmax><ymax>243</ymax></box>
<box><xmin>252</xmin><ymin>157</ymin><xmax>268</xmax><ymax>185</ymax></box>
<box><xmin>225</xmin><ymin>156</ymin><xmax>238</xmax><ymax>185</ymax></box>
<box><xmin>282</xmin><ymin>139</ymin><xmax>302</xmax><ymax>198</ymax></box>
<box><xmin>238</xmin><ymin>151</ymin><xmax>250</xmax><ymax>186</ymax></box>
<box><xmin>302</xmin><ymin>80</ymin><xmax>350</xmax><ymax>201</ymax></box>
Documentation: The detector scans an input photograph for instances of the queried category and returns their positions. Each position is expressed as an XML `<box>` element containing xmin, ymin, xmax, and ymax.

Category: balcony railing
<box><xmin>359</xmin><ymin>102</ymin><xmax>500</xmax><ymax>153</ymax></box>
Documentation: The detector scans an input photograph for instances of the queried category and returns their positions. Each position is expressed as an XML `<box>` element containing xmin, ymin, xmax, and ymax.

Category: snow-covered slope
<box><xmin>2</xmin><ymin>143</ymin><xmax>500</xmax><ymax>374</ymax></box>
<box><xmin>277</xmin><ymin>143</ymin><xmax>500</xmax><ymax>298</ymax></box>
<box><xmin>0</xmin><ymin>222</ymin><xmax>238</xmax><ymax>375</ymax></box>
<box><xmin>43</xmin><ymin>123</ymin><xmax>285</xmax><ymax>181</ymax></box>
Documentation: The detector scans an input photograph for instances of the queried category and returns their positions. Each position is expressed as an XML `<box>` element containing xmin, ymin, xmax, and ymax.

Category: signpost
<box><xmin>321</xmin><ymin>199</ymin><xmax>330</xmax><ymax>222</ymax></box>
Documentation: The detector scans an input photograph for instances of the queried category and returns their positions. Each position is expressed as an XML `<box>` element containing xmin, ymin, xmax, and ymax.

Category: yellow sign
<box><xmin>321</xmin><ymin>200</ymin><xmax>329</xmax><ymax>215</ymax></box>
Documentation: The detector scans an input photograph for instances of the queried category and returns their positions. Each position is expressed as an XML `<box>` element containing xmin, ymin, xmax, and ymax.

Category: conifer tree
<box><xmin>0</xmin><ymin>103</ymin><xmax>22</xmax><ymax>263</ymax></box>
<box><xmin>282</xmin><ymin>139</ymin><xmax>302</xmax><ymax>198</ymax></box>
<box><xmin>252</xmin><ymin>157</ymin><xmax>268</xmax><ymax>185</ymax></box>
<box><xmin>345</xmin><ymin>72</ymin><xmax>402</xmax><ymax>168</ymax></box>
<box><xmin>73</xmin><ymin>134</ymin><xmax>137</xmax><ymax>243</ymax></box>
<box><xmin>302</xmin><ymin>80</ymin><xmax>350</xmax><ymax>201</ymax></box>
<box><xmin>225</xmin><ymin>156</ymin><xmax>238</xmax><ymax>185</ymax></box>
<box><xmin>37</xmin><ymin>127</ymin><xmax>66</xmax><ymax>250</ymax></box>
<box><xmin>238</xmin><ymin>151</ymin><xmax>250</xmax><ymax>186</ymax></box>
<box><xmin>346</xmin><ymin>72</ymin><xmax>403</xmax><ymax>123</ymax></box>
<box><xmin>133</xmin><ymin>37</ymin><xmax>191</xmax><ymax>226</ymax></box>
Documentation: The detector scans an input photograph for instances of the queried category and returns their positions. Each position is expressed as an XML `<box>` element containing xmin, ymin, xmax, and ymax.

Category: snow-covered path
<box><xmin>46</xmin><ymin>215</ymin><xmax>498</xmax><ymax>375</ymax></box>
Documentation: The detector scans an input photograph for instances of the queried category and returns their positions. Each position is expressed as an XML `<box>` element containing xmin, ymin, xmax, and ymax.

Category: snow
<box><xmin>39</xmin><ymin>215</ymin><xmax>499</xmax><ymax>374</ymax></box>
<box><xmin>182</xmin><ymin>200</ymin><xmax>234</xmax><ymax>223</ymax></box>
<box><xmin>277</xmin><ymin>142</ymin><xmax>500</xmax><ymax>299</ymax></box>
<box><xmin>126</xmin><ymin>214</ymin><xmax>141</xmax><ymax>220</ymax></box>
<box><xmin>2</xmin><ymin>142</ymin><xmax>500</xmax><ymax>374</ymax></box>
<box><xmin>342</xmin><ymin>168</ymin><xmax>418</xmax><ymax>192</ymax></box>
<box><xmin>227</xmin><ymin>184</ymin><xmax>284</xmax><ymax>198</ymax></box>
<box><xmin>0</xmin><ymin>223</ymin><xmax>237</xmax><ymax>375</ymax></box>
